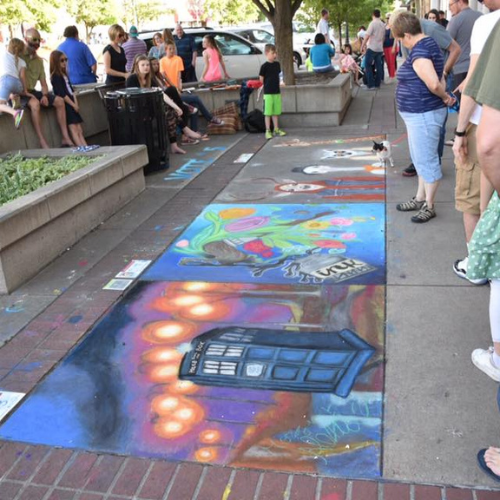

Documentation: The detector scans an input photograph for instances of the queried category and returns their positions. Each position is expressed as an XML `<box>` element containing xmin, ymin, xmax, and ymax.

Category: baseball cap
<box><xmin>129</xmin><ymin>26</ymin><xmax>138</xmax><ymax>37</ymax></box>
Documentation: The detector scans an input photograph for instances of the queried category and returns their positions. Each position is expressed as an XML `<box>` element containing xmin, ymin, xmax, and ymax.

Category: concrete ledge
<box><xmin>194</xmin><ymin>73</ymin><xmax>352</xmax><ymax>127</ymax></box>
<box><xmin>0</xmin><ymin>89</ymin><xmax>108</xmax><ymax>154</ymax></box>
<box><xmin>0</xmin><ymin>145</ymin><xmax>148</xmax><ymax>294</ymax></box>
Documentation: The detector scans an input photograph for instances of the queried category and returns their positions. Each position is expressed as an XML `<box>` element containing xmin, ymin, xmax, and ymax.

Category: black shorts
<box><xmin>20</xmin><ymin>90</ymin><xmax>57</xmax><ymax>108</ymax></box>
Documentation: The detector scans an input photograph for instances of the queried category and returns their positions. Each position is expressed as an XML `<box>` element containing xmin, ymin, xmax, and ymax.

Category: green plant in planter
<box><xmin>0</xmin><ymin>153</ymin><xmax>101</xmax><ymax>206</ymax></box>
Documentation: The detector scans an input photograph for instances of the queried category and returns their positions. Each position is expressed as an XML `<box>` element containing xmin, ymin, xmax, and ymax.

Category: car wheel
<box><xmin>293</xmin><ymin>52</ymin><xmax>302</xmax><ymax>69</ymax></box>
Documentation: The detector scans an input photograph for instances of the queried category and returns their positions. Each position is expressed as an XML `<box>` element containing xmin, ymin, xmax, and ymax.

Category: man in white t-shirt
<box><xmin>361</xmin><ymin>9</ymin><xmax>386</xmax><ymax>89</ymax></box>
<box><xmin>451</xmin><ymin>0</ymin><xmax>500</xmax><ymax>284</ymax></box>
<box><xmin>316</xmin><ymin>9</ymin><xmax>330</xmax><ymax>45</ymax></box>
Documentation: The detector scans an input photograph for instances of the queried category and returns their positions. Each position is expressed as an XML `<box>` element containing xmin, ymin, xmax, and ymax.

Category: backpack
<box><xmin>244</xmin><ymin>109</ymin><xmax>266</xmax><ymax>133</ymax></box>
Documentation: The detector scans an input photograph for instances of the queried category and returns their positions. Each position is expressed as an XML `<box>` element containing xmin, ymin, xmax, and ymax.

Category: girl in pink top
<box><xmin>200</xmin><ymin>35</ymin><xmax>229</xmax><ymax>82</ymax></box>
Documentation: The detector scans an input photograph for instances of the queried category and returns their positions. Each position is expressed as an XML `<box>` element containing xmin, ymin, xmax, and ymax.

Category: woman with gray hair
<box><xmin>392</xmin><ymin>11</ymin><xmax>456</xmax><ymax>223</ymax></box>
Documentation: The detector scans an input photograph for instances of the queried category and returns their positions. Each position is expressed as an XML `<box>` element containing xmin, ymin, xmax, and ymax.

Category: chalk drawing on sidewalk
<box><xmin>163</xmin><ymin>146</ymin><xmax>227</xmax><ymax>183</ymax></box>
<box><xmin>0</xmin><ymin>281</ymin><xmax>384</xmax><ymax>478</ymax></box>
<box><xmin>142</xmin><ymin>204</ymin><xmax>385</xmax><ymax>285</ymax></box>
<box><xmin>274</xmin><ymin>135</ymin><xmax>385</xmax><ymax>148</ymax></box>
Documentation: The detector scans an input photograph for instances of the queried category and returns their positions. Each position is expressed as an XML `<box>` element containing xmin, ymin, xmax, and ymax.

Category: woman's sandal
<box><xmin>477</xmin><ymin>449</ymin><xmax>500</xmax><ymax>482</ymax></box>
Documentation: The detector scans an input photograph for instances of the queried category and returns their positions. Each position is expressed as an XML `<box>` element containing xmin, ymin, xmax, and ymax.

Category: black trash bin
<box><xmin>104</xmin><ymin>88</ymin><xmax>169</xmax><ymax>174</ymax></box>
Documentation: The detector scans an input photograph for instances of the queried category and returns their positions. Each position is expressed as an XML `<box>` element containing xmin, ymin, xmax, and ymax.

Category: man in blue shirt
<box><xmin>174</xmin><ymin>24</ymin><xmax>198</xmax><ymax>82</ymax></box>
<box><xmin>57</xmin><ymin>26</ymin><xmax>97</xmax><ymax>85</ymax></box>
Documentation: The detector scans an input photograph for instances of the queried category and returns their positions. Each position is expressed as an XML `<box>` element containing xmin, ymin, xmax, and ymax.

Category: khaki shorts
<box><xmin>455</xmin><ymin>124</ymin><xmax>481</xmax><ymax>215</ymax></box>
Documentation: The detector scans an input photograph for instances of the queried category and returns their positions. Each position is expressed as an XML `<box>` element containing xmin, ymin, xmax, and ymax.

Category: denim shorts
<box><xmin>399</xmin><ymin>107</ymin><xmax>447</xmax><ymax>183</ymax></box>
<box><xmin>0</xmin><ymin>75</ymin><xmax>23</xmax><ymax>101</ymax></box>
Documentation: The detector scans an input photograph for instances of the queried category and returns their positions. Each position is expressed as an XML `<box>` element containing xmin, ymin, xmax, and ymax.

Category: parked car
<box><xmin>139</xmin><ymin>28</ymin><xmax>267</xmax><ymax>80</ymax></box>
<box><xmin>225</xmin><ymin>26</ymin><xmax>304</xmax><ymax>69</ymax></box>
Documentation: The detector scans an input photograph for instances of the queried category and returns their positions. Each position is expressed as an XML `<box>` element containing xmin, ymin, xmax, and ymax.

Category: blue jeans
<box><xmin>0</xmin><ymin>75</ymin><xmax>23</xmax><ymax>101</ymax></box>
<box><xmin>365</xmin><ymin>49</ymin><xmax>383</xmax><ymax>89</ymax></box>
<box><xmin>181</xmin><ymin>94</ymin><xmax>213</xmax><ymax>131</ymax></box>
<box><xmin>399</xmin><ymin>107</ymin><xmax>447</xmax><ymax>183</ymax></box>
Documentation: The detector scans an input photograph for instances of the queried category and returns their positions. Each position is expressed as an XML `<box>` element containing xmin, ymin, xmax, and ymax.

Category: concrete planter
<box><xmin>0</xmin><ymin>145</ymin><xmax>148</xmax><ymax>294</ymax></box>
<box><xmin>195</xmin><ymin>73</ymin><xmax>352</xmax><ymax>127</ymax></box>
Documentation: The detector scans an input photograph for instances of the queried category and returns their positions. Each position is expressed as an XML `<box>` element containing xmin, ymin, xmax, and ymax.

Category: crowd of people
<box><xmin>0</xmin><ymin>22</ymin><xmax>229</xmax><ymax>151</ymax></box>
<box><xmin>385</xmin><ymin>1</ymin><xmax>500</xmax><ymax>482</ymax></box>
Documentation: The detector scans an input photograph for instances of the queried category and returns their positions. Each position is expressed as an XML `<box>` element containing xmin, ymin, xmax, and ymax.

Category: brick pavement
<box><xmin>1</xmin><ymin>91</ymin><xmax>499</xmax><ymax>498</ymax></box>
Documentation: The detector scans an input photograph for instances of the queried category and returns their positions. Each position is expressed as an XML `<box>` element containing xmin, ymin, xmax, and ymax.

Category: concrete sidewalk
<box><xmin>0</xmin><ymin>82</ymin><xmax>498</xmax><ymax>500</ymax></box>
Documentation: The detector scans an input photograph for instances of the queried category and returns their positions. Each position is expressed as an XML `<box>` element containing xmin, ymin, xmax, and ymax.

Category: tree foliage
<box><xmin>204</xmin><ymin>0</ymin><xmax>260</xmax><ymax>26</ymax></box>
<box><xmin>0</xmin><ymin>0</ymin><xmax>60</xmax><ymax>34</ymax></box>
<box><xmin>66</xmin><ymin>0</ymin><xmax>117</xmax><ymax>42</ymax></box>
<box><xmin>298</xmin><ymin>0</ymin><xmax>394</xmax><ymax>46</ymax></box>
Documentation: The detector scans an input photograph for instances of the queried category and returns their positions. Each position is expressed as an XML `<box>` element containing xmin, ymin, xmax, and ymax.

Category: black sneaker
<box><xmin>402</xmin><ymin>163</ymin><xmax>417</xmax><ymax>177</ymax></box>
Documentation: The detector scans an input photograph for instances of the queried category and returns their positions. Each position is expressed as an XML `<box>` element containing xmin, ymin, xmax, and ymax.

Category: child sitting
<box><xmin>0</xmin><ymin>38</ymin><xmax>31</xmax><ymax>128</ymax></box>
<box><xmin>340</xmin><ymin>44</ymin><xmax>362</xmax><ymax>86</ymax></box>
<box><xmin>50</xmin><ymin>50</ymin><xmax>87</xmax><ymax>146</ymax></box>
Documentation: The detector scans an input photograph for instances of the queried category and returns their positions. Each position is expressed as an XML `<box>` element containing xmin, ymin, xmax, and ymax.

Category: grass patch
<box><xmin>0</xmin><ymin>153</ymin><xmax>100</xmax><ymax>207</ymax></box>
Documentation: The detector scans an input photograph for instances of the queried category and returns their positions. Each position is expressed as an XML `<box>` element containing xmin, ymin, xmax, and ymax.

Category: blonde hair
<box><xmin>108</xmin><ymin>24</ymin><xmax>125</xmax><ymax>42</ymax></box>
<box><xmin>8</xmin><ymin>38</ymin><xmax>25</xmax><ymax>69</ymax></box>
<box><xmin>391</xmin><ymin>10</ymin><xmax>421</xmax><ymax>38</ymax></box>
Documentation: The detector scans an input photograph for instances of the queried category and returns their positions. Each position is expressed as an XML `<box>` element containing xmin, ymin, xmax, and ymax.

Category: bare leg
<box><xmin>28</xmin><ymin>98</ymin><xmax>49</xmax><ymax>149</ymax></box>
<box><xmin>480</xmin><ymin>172</ymin><xmax>494</xmax><ymax>213</ymax></box>
<box><xmin>0</xmin><ymin>101</ymin><xmax>17</xmax><ymax>117</ymax></box>
<box><xmin>272</xmin><ymin>115</ymin><xmax>279</xmax><ymax>130</ymax></box>
<box><xmin>423</xmin><ymin>180</ymin><xmax>439</xmax><ymax>209</ymax></box>
<box><xmin>53</xmin><ymin>97</ymin><xmax>74</xmax><ymax>146</ymax></box>
<box><xmin>171</xmin><ymin>143</ymin><xmax>186</xmax><ymax>154</ymax></box>
<box><xmin>415</xmin><ymin>175</ymin><xmax>426</xmax><ymax>202</ymax></box>
<box><xmin>182</xmin><ymin>126</ymin><xmax>202</xmax><ymax>140</ymax></box>
<box><xmin>463</xmin><ymin>213</ymin><xmax>481</xmax><ymax>242</ymax></box>
<box><xmin>477</xmin><ymin>105</ymin><xmax>500</xmax><ymax>193</ymax></box>
<box><xmin>69</xmin><ymin>124</ymin><xmax>87</xmax><ymax>147</ymax></box>
<box><xmin>265</xmin><ymin>115</ymin><xmax>271</xmax><ymax>130</ymax></box>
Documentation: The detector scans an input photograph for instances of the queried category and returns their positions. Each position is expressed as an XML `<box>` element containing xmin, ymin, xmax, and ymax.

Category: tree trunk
<box><xmin>338</xmin><ymin>23</ymin><xmax>343</xmax><ymax>48</ymax></box>
<box><xmin>272</xmin><ymin>1</ymin><xmax>295</xmax><ymax>85</ymax></box>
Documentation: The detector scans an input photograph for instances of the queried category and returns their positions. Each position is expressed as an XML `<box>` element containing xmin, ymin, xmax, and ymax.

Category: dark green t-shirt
<box><xmin>464</xmin><ymin>19</ymin><xmax>500</xmax><ymax>112</ymax></box>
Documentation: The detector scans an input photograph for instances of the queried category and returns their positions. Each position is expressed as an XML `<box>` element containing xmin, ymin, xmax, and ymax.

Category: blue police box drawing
<box><xmin>179</xmin><ymin>327</ymin><xmax>375</xmax><ymax>397</ymax></box>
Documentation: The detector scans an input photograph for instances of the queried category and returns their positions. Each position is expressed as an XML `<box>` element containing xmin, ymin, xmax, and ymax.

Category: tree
<box><xmin>66</xmin><ymin>0</ymin><xmax>117</xmax><ymax>43</ymax></box>
<box><xmin>204</xmin><ymin>0</ymin><xmax>260</xmax><ymax>26</ymax></box>
<box><xmin>250</xmin><ymin>0</ymin><xmax>303</xmax><ymax>85</ymax></box>
<box><xmin>299</xmin><ymin>0</ymin><xmax>394</xmax><ymax>47</ymax></box>
<box><xmin>0</xmin><ymin>0</ymin><xmax>59</xmax><ymax>37</ymax></box>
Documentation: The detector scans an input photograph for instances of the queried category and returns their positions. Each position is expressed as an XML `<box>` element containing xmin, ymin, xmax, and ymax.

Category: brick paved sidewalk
<box><xmin>1</xmin><ymin>92</ymin><xmax>499</xmax><ymax>499</ymax></box>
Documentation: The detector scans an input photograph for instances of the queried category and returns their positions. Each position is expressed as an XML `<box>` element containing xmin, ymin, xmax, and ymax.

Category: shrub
<box><xmin>0</xmin><ymin>153</ymin><xmax>100</xmax><ymax>207</ymax></box>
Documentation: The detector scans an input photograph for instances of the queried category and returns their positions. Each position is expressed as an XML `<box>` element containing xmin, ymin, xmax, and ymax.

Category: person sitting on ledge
<box><xmin>20</xmin><ymin>28</ymin><xmax>75</xmax><ymax>148</ymax></box>
<box><xmin>309</xmin><ymin>33</ymin><xmax>335</xmax><ymax>74</ymax></box>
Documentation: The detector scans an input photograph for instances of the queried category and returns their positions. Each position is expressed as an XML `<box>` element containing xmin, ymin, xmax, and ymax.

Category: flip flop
<box><xmin>477</xmin><ymin>449</ymin><xmax>500</xmax><ymax>482</ymax></box>
<box><xmin>182</xmin><ymin>139</ymin><xmax>200</xmax><ymax>146</ymax></box>
<box><xmin>200</xmin><ymin>134</ymin><xmax>210</xmax><ymax>141</ymax></box>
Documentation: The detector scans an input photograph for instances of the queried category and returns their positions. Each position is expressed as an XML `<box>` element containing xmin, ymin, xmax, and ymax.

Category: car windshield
<box><xmin>194</xmin><ymin>33</ymin><xmax>253</xmax><ymax>56</ymax></box>
<box><xmin>251</xmin><ymin>30</ymin><xmax>274</xmax><ymax>43</ymax></box>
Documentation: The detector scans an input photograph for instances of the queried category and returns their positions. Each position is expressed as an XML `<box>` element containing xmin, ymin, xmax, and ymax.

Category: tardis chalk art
<box><xmin>179</xmin><ymin>326</ymin><xmax>375</xmax><ymax>398</ymax></box>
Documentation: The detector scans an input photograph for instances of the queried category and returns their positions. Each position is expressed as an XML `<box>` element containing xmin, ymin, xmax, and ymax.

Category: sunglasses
<box><xmin>28</xmin><ymin>38</ymin><xmax>41</xmax><ymax>42</ymax></box>
<box><xmin>60</xmin><ymin>58</ymin><xmax>68</xmax><ymax>62</ymax></box>
<box><xmin>118</xmin><ymin>33</ymin><xmax>125</xmax><ymax>38</ymax></box>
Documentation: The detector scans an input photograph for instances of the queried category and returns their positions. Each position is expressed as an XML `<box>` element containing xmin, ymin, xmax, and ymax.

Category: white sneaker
<box><xmin>453</xmin><ymin>257</ymin><xmax>488</xmax><ymax>285</ymax></box>
<box><xmin>472</xmin><ymin>347</ymin><xmax>500</xmax><ymax>382</ymax></box>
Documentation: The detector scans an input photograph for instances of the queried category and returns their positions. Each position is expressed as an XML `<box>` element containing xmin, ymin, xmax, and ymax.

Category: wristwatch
<box><xmin>454</xmin><ymin>129</ymin><xmax>466</xmax><ymax>137</ymax></box>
